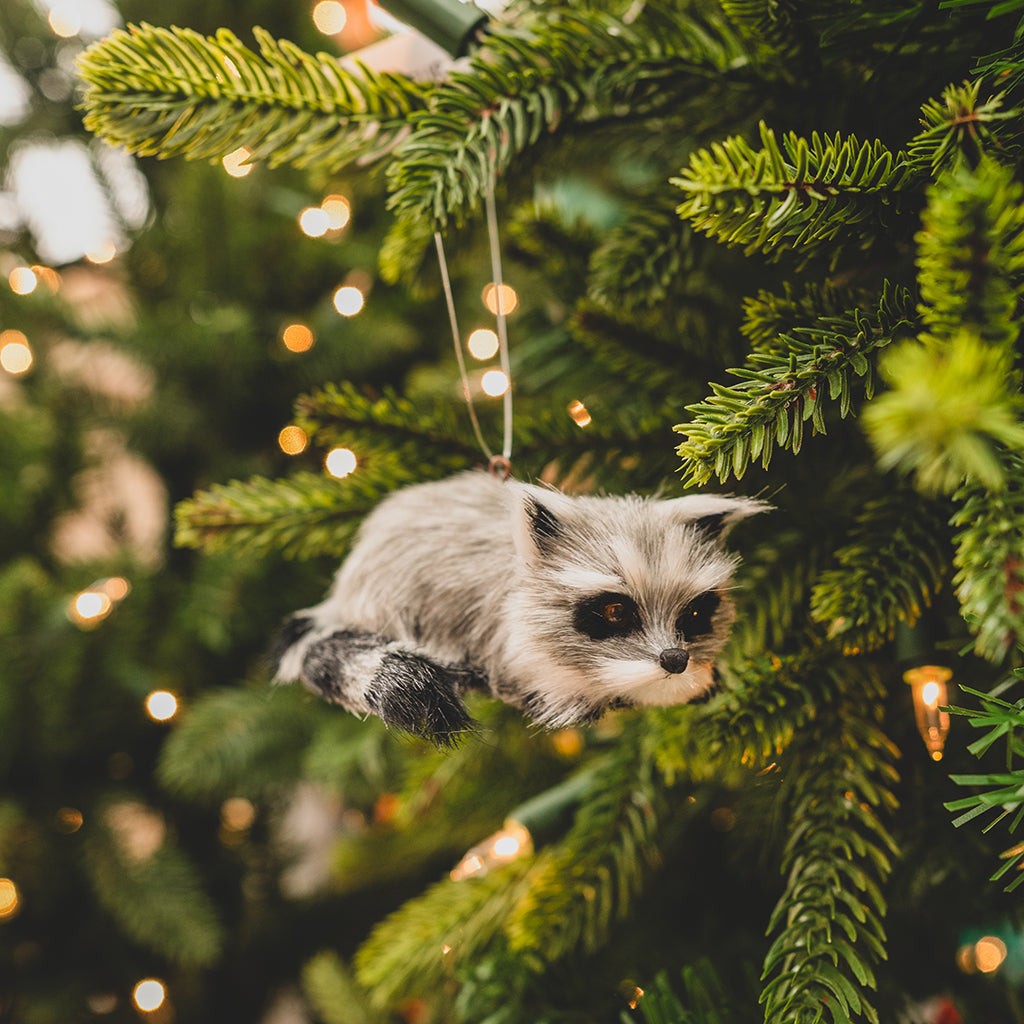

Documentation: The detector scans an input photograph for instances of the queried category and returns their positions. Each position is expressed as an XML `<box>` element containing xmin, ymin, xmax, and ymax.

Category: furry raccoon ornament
<box><xmin>273</xmin><ymin>472</ymin><xmax>767</xmax><ymax>745</ymax></box>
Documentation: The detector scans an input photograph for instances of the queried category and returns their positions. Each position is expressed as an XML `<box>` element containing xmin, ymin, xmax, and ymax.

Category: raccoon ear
<box><xmin>510</xmin><ymin>486</ymin><xmax>576</xmax><ymax>563</ymax></box>
<box><xmin>659</xmin><ymin>494</ymin><xmax>769</xmax><ymax>542</ymax></box>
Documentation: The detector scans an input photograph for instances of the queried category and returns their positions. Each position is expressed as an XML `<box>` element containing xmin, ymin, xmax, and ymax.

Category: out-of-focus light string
<box><xmin>433</xmin><ymin>171</ymin><xmax>515</xmax><ymax>470</ymax></box>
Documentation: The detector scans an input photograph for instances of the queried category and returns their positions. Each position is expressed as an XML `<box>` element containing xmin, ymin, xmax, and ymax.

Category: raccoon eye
<box><xmin>574</xmin><ymin>592</ymin><xmax>641</xmax><ymax>640</ymax></box>
<box><xmin>676</xmin><ymin>591</ymin><xmax>721</xmax><ymax>641</ymax></box>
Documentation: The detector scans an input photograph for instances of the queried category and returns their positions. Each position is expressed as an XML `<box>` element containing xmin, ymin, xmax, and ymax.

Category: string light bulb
<box><xmin>222</xmin><ymin>147</ymin><xmax>253</xmax><ymax>177</ymax></box>
<box><xmin>567</xmin><ymin>399</ymin><xmax>591</xmax><ymax>427</ymax></box>
<box><xmin>903</xmin><ymin>663</ymin><xmax>952</xmax><ymax>761</ymax></box>
<box><xmin>145</xmin><ymin>691</ymin><xmax>178</xmax><ymax>722</ymax></box>
<box><xmin>132</xmin><ymin>979</ymin><xmax>166</xmax><ymax>1013</ymax></box>
<box><xmin>0</xmin><ymin>877</ymin><xmax>20</xmax><ymax>920</ymax></box>
<box><xmin>450</xmin><ymin>821</ymin><xmax>532</xmax><ymax>880</ymax></box>
<box><xmin>67</xmin><ymin>578</ymin><xmax>130</xmax><ymax>629</ymax></box>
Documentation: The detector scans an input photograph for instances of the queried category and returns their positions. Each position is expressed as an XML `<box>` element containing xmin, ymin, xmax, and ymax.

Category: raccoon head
<box><xmin>502</xmin><ymin>484</ymin><xmax>767</xmax><ymax>726</ymax></box>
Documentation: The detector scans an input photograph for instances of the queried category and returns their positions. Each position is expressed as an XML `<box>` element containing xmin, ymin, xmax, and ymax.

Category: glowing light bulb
<box><xmin>467</xmin><ymin>328</ymin><xmax>499</xmax><ymax>360</ymax></box>
<box><xmin>101</xmin><ymin>577</ymin><xmax>131</xmax><ymax>601</ymax></box>
<box><xmin>322</xmin><ymin>195</ymin><xmax>351</xmax><ymax>230</ymax></box>
<box><xmin>451</xmin><ymin>821</ymin><xmax>532</xmax><ymax>880</ymax></box>
<box><xmin>220</xmin><ymin>797</ymin><xmax>256</xmax><ymax>833</ymax></box>
<box><xmin>0</xmin><ymin>878</ymin><xmax>20</xmax><ymax>919</ymax></box>
<box><xmin>976</xmin><ymin>936</ymin><xmax>1007</xmax><ymax>974</ymax></box>
<box><xmin>145</xmin><ymin>691</ymin><xmax>178</xmax><ymax>722</ymax></box>
<box><xmin>567</xmin><ymin>400</ymin><xmax>592</xmax><ymax>427</ymax></box>
<box><xmin>281</xmin><ymin>323</ymin><xmax>315</xmax><ymax>352</ymax></box>
<box><xmin>333</xmin><ymin>285</ymin><xmax>364</xmax><ymax>317</ymax></box>
<box><xmin>278</xmin><ymin>425</ymin><xmax>309</xmax><ymax>455</ymax></box>
<box><xmin>9</xmin><ymin>267</ymin><xmax>37</xmax><ymax>295</ymax></box>
<box><xmin>903</xmin><ymin>664</ymin><xmax>952</xmax><ymax>760</ymax></box>
<box><xmin>48</xmin><ymin>3</ymin><xmax>81</xmax><ymax>37</ymax></box>
<box><xmin>299</xmin><ymin>207</ymin><xmax>331</xmax><ymax>237</ymax></box>
<box><xmin>0</xmin><ymin>332</ymin><xmax>33</xmax><ymax>375</ymax></box>
<box><xmin>70</xmin><ymin>590</ymin><xmax>113</xmax><ymax>626</ymax></box>
<box><xmin>480</xmin><ymin>369</ymin><xmax>509</xmax><ymax>397</ymax></box>
<box><xmin>85</xmin><ymin>241</ymin><xmax>117</xmax><ymax>265</ymax></box>
<box><xmin>325</xmin><ymin>447</ymin><xmax>358</xmax><ymax>478</ymax></box>
<box><xmin>132</xmin><ymin>979</ymin><xmax>166</xmax><ymax>1012</ymax></box>
<box><xmin>222</xmin><ymin>147</ymin><xmax>253</xmax><ymax>177</ymax></box>
<box><xmin>56</xmin><ymin>807</ymin><xmax>84</xmax><ymax>833</ymax></box>
<box><xmin>482</xmin><ymin>282</ymin><xmax>518</xmax><ymax>316</ymax></box>
<box><xmin>313</xmin><ymin>0</ymin><xmax>348</xmax><ymax>33</ymax></box>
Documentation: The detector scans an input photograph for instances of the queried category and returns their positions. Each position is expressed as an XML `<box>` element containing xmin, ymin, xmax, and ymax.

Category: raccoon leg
<box><xmin>275</xmin><ymin>618</ymin><xmax>480</xmax><ymax>747</ymax></box>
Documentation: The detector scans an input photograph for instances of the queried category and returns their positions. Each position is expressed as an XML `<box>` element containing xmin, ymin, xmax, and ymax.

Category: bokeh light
<box><xmin>278</xmin><ymin>425</ymin><xmax>309</xmax><ymax>455</ymax></box>
<box><xmin>313</xmin><ymin>0</ymin><xmax>347</xmax><ymax>33</ymax></box>
<box><xmin>482</xmin><ymin>282</ymin><xmax>518</xmax><ymax>316</ymax></box>
<box><xmin>467</xmin><ymin>328</ymin><xmax>499</xmax><ymax>360</ymax></box>
<box><xmin>145</xmin><ymin>691</ymin><xmax>178</xmax><ymax>722</ymax></box>
<box><xmin>333</xmin><ymin>285</ymin><xmax>364</xmax><ymax>317</ymax></box>
<box><xmin>325</xmin><ymin>447</ymin><xmax>357</xmax><ymax>478</ymax></box>
<box><xmin>322</xmin><ymin>194</ymin><xmax>351</xmax><ymax>230</ymax></box>
<box><xmin>132</xmin><ymin>979</ymin><xmax>166</xmax><ymax>1012</ymax></box>
<box><xmin>480</xmin><ymin>369</ymin><xmax>509</xmax><ymax>397</ymax></box>
<box><xmin>282</xmin><ymin>323</ymin><xmax>315</xmax><ymax>352</ymax></box>
<box><xmin>0</xmin><ymin>878</ymin><xmax>19</xmax><ymax>920</ymax></box>
<box><xmin>9</xmin><ymin>267</ymin><xmax>37</xmax><ymax>295</ymax></box>
<box><xmin>299</xmin><ymin>207</ymin><xmax>331</xmax><ymax>237</ymax></box>
<box><xmin>222</xmin><ymin>147</ymin><xmax>253</xmax><ymax>177</ymax></box>
<box><xmin>0</xmin><ymin>332</ymin><xmax>33</xmax><ymax>375</ymax></box>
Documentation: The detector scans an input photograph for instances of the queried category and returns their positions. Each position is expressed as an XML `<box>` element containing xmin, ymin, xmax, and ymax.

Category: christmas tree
<box><xmin>5</xmin><ymin>0</ymin><xmax>1024</xmax><ymax>1020</ymax></box>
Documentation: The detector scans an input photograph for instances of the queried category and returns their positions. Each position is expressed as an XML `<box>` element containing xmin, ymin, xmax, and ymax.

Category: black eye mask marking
<box><xmin>676</xmin><ymin>591</ymin><xmax>721</xmax><ymax>642</ymax></box>
<box><xmin>573</xmin><ymin>592</ymin><xmax>642</xmax><ymax>640</ymax></box>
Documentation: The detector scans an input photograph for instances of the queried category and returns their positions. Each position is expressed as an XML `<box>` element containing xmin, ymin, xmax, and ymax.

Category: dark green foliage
<box><xmin>946</xmin><ymin>674</ymin><xmax>1024</xmax><ymax>890</ymax></box>
<box><xmin>809</xmin><ymin>490</ymin><xmax>953</xmax><ymax>653</ymax></box>
<box><xmin>760</xmin><ymin>691</ymin><xmax>899</xmax><ymax>1024</ymax></box>
<box><xmin>671</xmin><ymin>123</ymin><xmax>917</xmax><ymax>262</ymax></box>
<box><xmin>676</xmin><ymin>284</ymin><xmax>917</xmax><ymax>486</ymax></box>
<box><xmin>951</xmin><ymin>460</ymin><xmax>1024</xmax><ymax>660</ymax></box>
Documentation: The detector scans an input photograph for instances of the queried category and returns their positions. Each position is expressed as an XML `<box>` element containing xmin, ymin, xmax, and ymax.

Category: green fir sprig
<box><xmin>810</xmin><ymin>490</ymin><xmax>953</xmax><ymax>653</ymax></box>
<box><xmin>671</xmin><ymin>122</ymin><xmax>917</xmax><ymax>262</ymax></box>
<box><xmin>676</xmin><ymin>284</ymin><xmax>917</xmax><ymax>486</ymax></box>
<box><xmin>945</xmin><ymin>673</ymin><xmax>1024</xmax><ymax>890</ymax></box>
<box><xmin>77</xmin><ymin>23</ymin><xmax>429</xmax><ymax>172</ymax></box>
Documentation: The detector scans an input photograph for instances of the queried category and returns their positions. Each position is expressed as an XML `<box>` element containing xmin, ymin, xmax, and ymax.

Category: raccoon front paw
<box><xmin>367</xmin><ymin>649</ymin><xmax>476</xmax><ymax>747</ymax></box>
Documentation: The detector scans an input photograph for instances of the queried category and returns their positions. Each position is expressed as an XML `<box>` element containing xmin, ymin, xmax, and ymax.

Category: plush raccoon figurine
<box><xmin>274</xmin><ymin>472</ymin><xmax>766</xmax><ymax>745</ymax></box>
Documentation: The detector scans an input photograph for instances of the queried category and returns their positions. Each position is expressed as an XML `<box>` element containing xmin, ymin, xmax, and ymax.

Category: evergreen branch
<box><xmin>173</xmin><ymin>460</ymin><xmax>423</xmax><ymax>559</ymax></box>
<box><xmin>671</xmin><ymin>122</ymin><xmax>917</xmax><ymax>262</ymax></box>
<box><xmin>294</xmin><ymin>381</ymin><xmax>481</xmax><ymax>468</ymax></box>
<box><xmin>952</xmin><ymin>458</ymin><xmax>1024</xmax><ymax>661</ymax></box>
<box><xmin>627</xmin><ymin>960</ymin><xmax>748</xmax><ymax>1024</ymax></box>
<box><xmin>915</xmin><ymin>157</ymin><xmax>1024</xmax><ymax>346</ymax></box>
<box><xmin>945</xmin><ymin>672</ymin><xmax>1024</xmax><ymax>890</ymax></box>
<box><xmin>156</xmin><ymin>686</ymin><xmax>319</xmax><ymax>800</ymax></box>
<box><xmin>760</xmin><ymin>690</ymin><xmax>899</xmax><ymax>1024</ymax></box>
<box><xmin>863</xmin><ymin>331</ymin><xmax>1024</xmax><ymax>495</ymax></box>
<box><xmin>83</xmin><ymin>803</ymin><xmax>225</xmax><ymax>967</ymax></box>
<box><xmin>648</xmin><ymin>649</ymin><xmax>848</xmax><ymax>784</ymax></box>
<box><xmin>569</xmin><ymin>301</ymin><xmax>719</xmax><ymax>393</ymax></box>
<box><xmin>76</xmin><ymin>23</ymin><xmax>428</xmax><ymax>172</ymax></box>
<box><xmin>302</xmin><ymin>951</ymin><xmax>386</xmax><ymax>1024</ymax></box>
<box><xmin>809</xmin><ymin>490</ymin><xmax>953</xmax><ymax>653</ymax></box>
<box><xmin>503</xmin><ymin>735</ymin><xmax>670</xmax><ymax>964</ymax></box>
<box><xmin>676</xmin><ymin>283</ymin><xmax>917</xmax><ymax>487</ymax></box>
<box><xmin>741</xmin><ymin>281</ymin><xmax>874</xmax><ymax>356</ymax></box>
<box><xmin>907</xmin><ymin>80</ymin><xmax>1019</xmax><ymax>175</ymax></box>
<box><xmin>586</xmin><ymin>197</ymin><xmax>704</xmax><ymax>312</ymax></box>
<box><xmin>385</xmin><ymin>7</ymin><xmax>746</xmax><ymax>231</ymax></box>
<box><xmin>354</xmin><ymin>858</ymin><xmax>536</xmax><ymax>1009</ymax></box>
<box><xmin>720</xmin><ymin>0</ymin><xmax>805</xmax><ymax>63</ymax></box>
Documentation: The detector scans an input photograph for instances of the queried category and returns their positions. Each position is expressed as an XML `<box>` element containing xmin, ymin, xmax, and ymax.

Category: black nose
<box><xmin>659</xmin><ymin>647</ymin><xmax>689</xmax><ymax>674</ymax></box>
